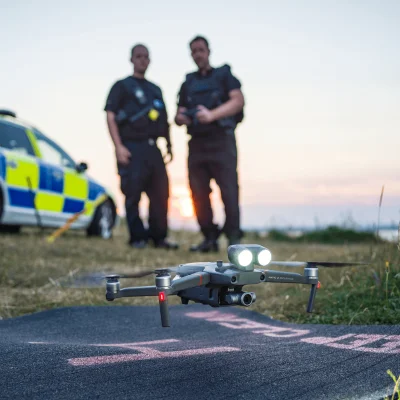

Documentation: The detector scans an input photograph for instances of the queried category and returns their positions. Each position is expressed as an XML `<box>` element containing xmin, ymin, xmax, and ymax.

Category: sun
<box><xmin>171</xmin><ymin>185</ymin><xmax>195</xmax><ymax>219</ymax></box>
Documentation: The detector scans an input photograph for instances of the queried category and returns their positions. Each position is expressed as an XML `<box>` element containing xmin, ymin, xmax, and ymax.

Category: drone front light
<box><xmin>238</xmin><ymin>249</ymin><xmax>253</xmax><ymax>267</ymax></box>
<box><xmin>228</xmin><ymin>245</ymin><xmax>254</xmax><ymax>271</ymax></box>
<box><xmin>228</xmin><ymin>244</ymin><xmax>272</xmax><ymax>270</ymax></box>
<box><xmin>257</xmin><ymin>249</ymin><xmax>272</xmax><ymax>266</ymax></box>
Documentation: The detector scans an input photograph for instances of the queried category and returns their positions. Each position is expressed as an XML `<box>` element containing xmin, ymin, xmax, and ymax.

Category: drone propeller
<box><xmin>105</xmin><ymin>267</ymin><xmax>179</xmax><ymax>279</ymax></box>
<box><xmin>60</xmin><ymin>267</ymin><xmax>179</xmax><ymax>288</ymax></box>
<box><xmin>268</xmin><ymin>261</ymin><xmax>369</xmax><ymax>268</ymax></box>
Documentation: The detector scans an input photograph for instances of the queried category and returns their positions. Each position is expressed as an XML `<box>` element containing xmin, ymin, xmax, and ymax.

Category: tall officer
<box><xmin>175</xmin><ymin>35</ymin><xmax>245</xmax><ymax>252</ymax></box>
<box><xmin>105</xmin><ymin>44</ymin><xmax>178</xmax><ymax>249</ymax></box>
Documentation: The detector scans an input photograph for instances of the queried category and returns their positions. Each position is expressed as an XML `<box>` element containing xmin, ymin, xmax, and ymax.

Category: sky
<box><xmin>1</xmin><ymin>0</ymin><xmax>399</xmax><ymax>230</ymax></box>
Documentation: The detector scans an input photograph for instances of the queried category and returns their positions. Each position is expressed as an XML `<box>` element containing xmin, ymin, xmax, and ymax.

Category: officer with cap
<box><xmin>105</xmin><ymin>43</ymin><xmax>178</xmax><ymax>249</ymax></box>
<box><xmin>174</xmin><ymin>35</ymin><xmax>245</xmax><ymax>252</ymax></box>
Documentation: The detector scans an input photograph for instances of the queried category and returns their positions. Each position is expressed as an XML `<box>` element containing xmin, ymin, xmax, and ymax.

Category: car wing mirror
<box><xmin>76</xmin><ymin>162</ymin><xmax>88</xmax><ymax>173</ymax></box>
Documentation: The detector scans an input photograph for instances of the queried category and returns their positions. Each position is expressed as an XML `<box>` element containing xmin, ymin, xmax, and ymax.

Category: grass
<box><xmin>385</xmin><ymin>370</ymin><xmax>400</xmax><ymax>400</ymax></box>
<box><xmin>265</xmin><ymin>225</ymin><xmax>382</xmax><ymax>244</ymax></box>
<box><xmin>0</xmin><ymin>223</ymin><xmax>399</xmax><ymax>325</ymax></box>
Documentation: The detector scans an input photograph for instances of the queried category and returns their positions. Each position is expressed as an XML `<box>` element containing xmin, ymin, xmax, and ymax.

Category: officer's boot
<box><xmin>190</xmin><ymin>229</ymin><xmax>219</xmax><ymax>253</ymax></box>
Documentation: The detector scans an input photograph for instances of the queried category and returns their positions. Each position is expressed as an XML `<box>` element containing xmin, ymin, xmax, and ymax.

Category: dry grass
<box><xmin>0</xmin><ymin>223</ymin><xmax>398</xmax><ymax>324</ymax></box>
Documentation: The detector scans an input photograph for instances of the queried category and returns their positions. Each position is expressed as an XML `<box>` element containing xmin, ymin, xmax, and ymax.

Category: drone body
<box><xmin>103</xmin><ymin>244</ymin><xmax>367</xmax><ymax>328</ymax></box>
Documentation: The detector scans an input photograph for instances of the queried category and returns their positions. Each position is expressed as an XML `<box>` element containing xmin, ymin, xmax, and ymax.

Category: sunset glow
<box><xmin>171</xmin><ymin>186</ymin><xmax>195</xmax><ymax>219</ymax></box>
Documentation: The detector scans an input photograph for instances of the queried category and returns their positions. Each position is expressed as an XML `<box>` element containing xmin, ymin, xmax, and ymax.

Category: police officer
<box><xmin>105</xmin><ymin>44</ymin><xmax>178</xmax><ymax>249</ymax></box>
<box><xmin>175</xmin><ymin>36</ymin><xmax>245</xmax><ymax>252</ymax></box>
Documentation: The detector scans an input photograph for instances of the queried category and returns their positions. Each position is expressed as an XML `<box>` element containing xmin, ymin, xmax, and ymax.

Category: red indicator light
<box><xmin>159</xmin><ymin>292</ymin><xmax>166</xmax><ymax>302</ymax></box>
<box><xmin>317</xmin><ymin>281</ymin><xmax>321</xmax><ymax>289</ymax></box>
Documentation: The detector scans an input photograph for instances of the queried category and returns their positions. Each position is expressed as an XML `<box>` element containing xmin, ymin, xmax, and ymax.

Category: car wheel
<box><xmin>87</xmin><ymin>198</ymin><xmax>115</xmax><ymax>239</ymax></box>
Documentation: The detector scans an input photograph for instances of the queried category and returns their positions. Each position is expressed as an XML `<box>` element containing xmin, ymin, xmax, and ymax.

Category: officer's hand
<box><xmin>196</xmin><ymin>105</ymin><xmax>214</xmax><ymax>124</ymax></box>
<box><xmin>115</xmin><ymin>145</ymin><xmax>131</xmax><ymax>165</ymax></box>
<box><xmin>175</xmin><ymin>108</ymin><xmax>192</xmax><ymax>126</ymax></box>
<box><xmin>163</xmin><ymin>145</ymin><xmax>173</xmax><ymax>165</ymax></box>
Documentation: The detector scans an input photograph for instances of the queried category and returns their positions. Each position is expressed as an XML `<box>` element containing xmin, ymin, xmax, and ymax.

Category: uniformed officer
<box><xmin>174</xmin><ymin>36</ymin><xmax>245</xmax><ymax>252</ymax></box>
<box><xmin>105</xmin><ymin>44</ymin><xmax>178</xmax><ymax>249</ymax></box>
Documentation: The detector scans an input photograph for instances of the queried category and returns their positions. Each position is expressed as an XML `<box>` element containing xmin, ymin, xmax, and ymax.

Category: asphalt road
<box><xmin>0</xmin><ymin>305</ymin><xmax>399</xmax><ymax>400</ymax></box>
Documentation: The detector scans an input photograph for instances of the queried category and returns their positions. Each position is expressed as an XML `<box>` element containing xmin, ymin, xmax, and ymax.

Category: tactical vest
<box><xmin>116</xmin><ymin>77</ymin><xmax>167</xmax><ymax>140</ymax></box>
<box><xmin>184</xmin><ymin>64</ymin><xmax>243</xmax><ymax>137</ymax></box>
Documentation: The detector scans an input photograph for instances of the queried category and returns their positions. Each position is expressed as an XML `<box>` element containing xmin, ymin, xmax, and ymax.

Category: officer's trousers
<box><xmin>118</xmin><ymin>140</ymin><xmax>169</xmax><ymax>244</ymax></box>
<box><xmin>188</xmin><ymin>134</ymin><xmax>241</xmax><ymax>240</ymax></box>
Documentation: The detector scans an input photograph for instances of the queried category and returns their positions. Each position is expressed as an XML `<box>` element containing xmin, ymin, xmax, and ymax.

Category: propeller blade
<box><xmin>268</xmin><ymin>261</ymin><xmax>307</xmax><ymax>268</ymax></box>
<box><xmin>61</xmin><ymin>266</ymin><xmax>181</xmax><ymax>288</ymax></box>
<box><xmin>268</xmin><ymin>261</ymin><xmax>368</xmax><ymax>268</ymax></box>
<box><xmin>306</xmin><ymin>261</ymin><xmax>369</xmax><ymax>268</ymax></box>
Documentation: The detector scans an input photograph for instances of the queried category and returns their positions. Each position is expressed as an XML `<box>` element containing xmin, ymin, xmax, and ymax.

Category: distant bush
<box><xmin>267</xmin><ymin>225</ymin><xmax>382</xmax><ymax>244</ymax></box>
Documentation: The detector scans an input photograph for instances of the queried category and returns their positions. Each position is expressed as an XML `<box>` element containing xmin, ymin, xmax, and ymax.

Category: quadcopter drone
<box><xmin>98</xmin><ymin>244</ymin><xmax>367</xmax><ymax>328</ymax></box>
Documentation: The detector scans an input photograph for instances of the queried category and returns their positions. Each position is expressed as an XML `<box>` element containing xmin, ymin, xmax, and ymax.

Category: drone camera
<box><xmin>221</xmin><ymin>291</ymin><xmax>256</xmax><ymax>307</ymax></box>
<box><xmin>228</xmin><ymin>244</ymin><xmax>272</xmax><ymax>271</ymax></box>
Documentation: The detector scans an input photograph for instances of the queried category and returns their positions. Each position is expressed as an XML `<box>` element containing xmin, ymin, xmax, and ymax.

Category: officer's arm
<box><xmin>106</xmin><ymin>111</ymin><xmax>124</xmax><ymax>149</ymax></box>
<box><xmin>174</xmin><ymin>82</ymin><xmax>192</xmax><ymax>126</ymax></box>
<box><xmin>210</xmin><ymin>89</ymin><xmax>244</xmax><ymax>121</ymax></box>
<box><xmin>175</xmin><ymin>106</ymin><xmax>191</xmax><ymax>126</ymax></box>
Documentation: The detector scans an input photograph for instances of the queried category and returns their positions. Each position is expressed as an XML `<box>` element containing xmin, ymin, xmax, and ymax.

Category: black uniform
<box><xmin>177</xmin><ymin>65</ymin><xmax>243</xmax><ymax>243</ymax></box>
<box><xmin>105</xmin><ymin>76</ymin><xmax>170</xmax><ymax>245</ymax></box>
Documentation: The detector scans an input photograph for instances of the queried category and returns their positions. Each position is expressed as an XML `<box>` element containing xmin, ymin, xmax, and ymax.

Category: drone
<box><xmin>90</xmin><ymin>244</ymin><xmax>369</xmax><ymax>328</ymax></box>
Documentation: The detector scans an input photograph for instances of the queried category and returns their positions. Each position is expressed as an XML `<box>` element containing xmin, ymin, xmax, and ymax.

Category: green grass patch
<box><xmin>266</xmin><ymin>225</ymin><xmax>382</xmax><ymax>244</ymax></box>
<box><xmin>0</xmin><ymin>225</ymin><xmax>399</xmax><ymax>325</ymax></box>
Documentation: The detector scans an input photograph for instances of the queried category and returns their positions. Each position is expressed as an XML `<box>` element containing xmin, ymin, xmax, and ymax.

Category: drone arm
<box><xmin>117</xmin><ymin>286</ymin><xmax>158</xmax><ymax>298</ymax></box>
<box><xmin>170</xmin><ymin>272</ymin><xmax>210</xmax><ymax>293</ymax></box>
<box><xmin>263</xmin><ymin>270</ymin><xmax>308</xmax><ymax>284</ymax></box>
<box><xmin>263</xmin><ymin>269</ymin><xmax>320</xmax><ymax>313</ymax></box>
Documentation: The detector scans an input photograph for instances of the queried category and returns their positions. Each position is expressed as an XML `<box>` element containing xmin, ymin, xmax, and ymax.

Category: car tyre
<box><xmin>86</xmin><ymin>198</ymin><xmax>116</xmax><ymax>239</ymax></box>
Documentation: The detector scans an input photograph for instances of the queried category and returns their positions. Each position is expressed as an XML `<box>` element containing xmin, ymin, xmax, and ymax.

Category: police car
<box><xmin>0</xmin><ymin>109</ymin><xmax>117</xmax><ymax>238</ymax></box>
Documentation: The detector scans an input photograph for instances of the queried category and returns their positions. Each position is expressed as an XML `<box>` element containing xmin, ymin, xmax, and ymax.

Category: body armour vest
<box><xmin>115</xmin><ymin>77</ymin><xmax>167</xmax><ymax>140</ymax></box>
<box><xmin>184</xmin><ymin>64</ymin><xmax>243</xmax><ymax>137</ymax></box>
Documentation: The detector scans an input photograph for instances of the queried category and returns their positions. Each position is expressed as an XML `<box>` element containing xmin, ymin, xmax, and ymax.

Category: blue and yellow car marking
<box><xmin>2</xmin><ymin>148</ymin><xmax>107</xmax><ymax>217</ymax></box>
<box><xmin>1</xmin><ymin>114</ymin><xmax>116</xmax><ymax>234</ymax></box>
<box><xmin>0</xmin><ymin>152</ymin><xmax>5</xmax><ymax>180</ymax></box>
<box><xmin>7</xmin><ymin>187</ymin><xmax>35</xmax><ymax>208</ymax></box>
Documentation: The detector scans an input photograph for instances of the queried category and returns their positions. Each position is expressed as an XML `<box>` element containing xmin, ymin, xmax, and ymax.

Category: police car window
<box><xmin>34</xmin><ymin>131</ymin><xmax>75</xmax><ymax>169</ymax></box>
<box><xmin>0</xmin><ymin>122</ymin><xmax>35</xmax><ymax>156</ymax></box>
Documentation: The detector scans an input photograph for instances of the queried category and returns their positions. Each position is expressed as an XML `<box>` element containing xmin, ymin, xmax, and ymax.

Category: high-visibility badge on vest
<box><xmin>148</xmin><ymin>109</ymin><xmax>159</xmax><ymax>121</ymax></box>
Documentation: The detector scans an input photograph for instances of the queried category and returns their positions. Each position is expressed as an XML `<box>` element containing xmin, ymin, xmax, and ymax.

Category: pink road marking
<box><xmin>185</xmin><ymin>311</ymin><xmax>399</xmax><ymax>354</ymax></box>
<box><xmin>185</xmin><ymin>311</ymin><xmax>310</xmax><ymax>337</ymax></box>
<box><xmin>252</xmin><ymin>327</ymin><xmax>310</xmax><ymax>338</ymax></box>
<box><xmin>185</xmin><ymin>311</ymin><xmax>239</xmax><ymax>322</ymax></box>
<box><xmin>302</xmin><ymin>334</ymin><xmax>355</xmax><ymax>345</ymax></box>
<box><xmin>68</xmin><ymin>345</ymin><xmax>240</xmax><ymax>366</ymax></box>
<box><xmin>358</xmin><ymin>335</ymin><xmax>400</xmax><ymax>354</ymax></box>
<box><xmin>94</xmin><ymin>339</ymin><xmax>179</xmax><ymax>349</ymax></box>
<box><xmin>302</xmin><ymin>334</ymin><xmax>400</xmax><ymax>354</ymax></box>
<box><xmin>303</xmin><ymin>334</ymin><xmax>385</xmax><ymax>349</ymax></box>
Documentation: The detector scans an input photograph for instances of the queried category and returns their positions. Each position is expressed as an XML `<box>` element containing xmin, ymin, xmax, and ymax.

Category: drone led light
<box><xmin>228</xmin><ymin>244</ymin><xmax>273</xmax><ymax>270</ymax></box>
<box><xmin>257</xmin><ymin>249</ymin><xmax>272</xmax><ymax>266</ymax></box>
<box><xmin>238</xmin><ymin>249</ymin><xmax>253</xmax><ymax>267</ymax></box>
<box><xmin>158</xmin><ymin>291</ymin><xmax>166</xmax><ymax>302</ymax></box>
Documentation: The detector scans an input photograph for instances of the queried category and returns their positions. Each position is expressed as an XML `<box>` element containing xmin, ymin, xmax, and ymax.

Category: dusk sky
<box><xmin>1</xmin><ymin>0</ymin><xmax>399</xmax><ymax>229</ymax></box>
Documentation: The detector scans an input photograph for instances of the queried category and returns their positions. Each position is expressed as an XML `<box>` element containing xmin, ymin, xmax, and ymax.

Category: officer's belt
<box><xmin>123</xmin><ymin>138</ymin><xmax>156</xmax><ymax>146</ymax></box>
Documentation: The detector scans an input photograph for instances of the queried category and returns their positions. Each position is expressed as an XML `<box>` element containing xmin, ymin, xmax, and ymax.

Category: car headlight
<box><xmin>228</xmin><ymin>244</ymin><xmax>272</xmax><ymax>271</ymax></box>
